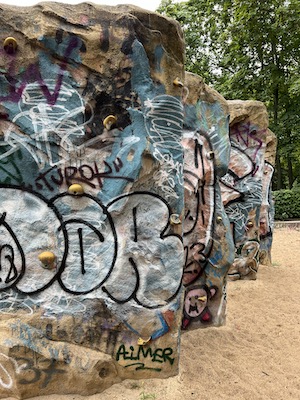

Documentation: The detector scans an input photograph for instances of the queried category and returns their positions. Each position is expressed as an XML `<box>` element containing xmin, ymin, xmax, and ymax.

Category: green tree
<box><xmin>157</xmin><ymin>0</ymin><xmax>300</xmax><ymax>189</ymax></box>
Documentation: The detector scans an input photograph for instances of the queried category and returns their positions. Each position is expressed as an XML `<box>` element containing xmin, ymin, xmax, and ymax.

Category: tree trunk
<box><xmin>276</xmin><ymin>153</ymin><xmax>283</xmax><ymax>190</ymax></box>
<box><xmin>273</xmin><ymin>81</ymin><xmax>282</xmax><ymax>189</ymax></box>
<box><xmin>287</xmin><ymin>154</ymin><xmax>293</xmax><ymax>189</ymax></box>
<box><xmin>287</xmin><ymin>130</ymin><xmax>294</xmax><ymax>189</ymax></box>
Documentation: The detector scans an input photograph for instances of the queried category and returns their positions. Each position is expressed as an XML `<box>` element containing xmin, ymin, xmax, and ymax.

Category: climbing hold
<box><xmin>201</xmin><ymin>311</ymin><xmax>211</xmax><ymax>321</ymax></box>
<box><xmin>137</xmin><ymin>337</ymin><xmax>151</xmax><ymax>346</ymax></box>
<box><xmin>198</xmin><ymin>254</ymin><xmax>206</xmax><ymax>262</ymax></box>
<box><xmin>206</xmin><ymin>151</ymin><xmax>215</xmax><ymax>160</ymax></box>
<box><xmin>38</xmin><ymin>251</ymin><xmax>56</xmax><ymax>270</ymax></box>
<box><xmin>170</xmin><ymin>214</ymin><xmax>181</xmax><ymax>225</ymax></box>
<box><xmin>68</xmin><ymin>183</ymin><xmax>84</xmax><ymax>195</ymax></box>
<box><xmin>103</xmin><ymin>115</ymin><xmax>117</xmax><ymax>130</ymax></box>
<box><xmin>198</xmin><ymin>296</ymin><xmax>207</xmax><ymax>302</ymax></box>
<box><xmin>3</xmin><ymin>37</ymin><xmax>18</xmax><ymax>54</ymax></box>
<box><xmin>173</xmin><ymin>77</ymin><xmax>184</xmax><ymax>88</ymax></box>
<box><xmin>216</xmin><ymin>216</ymin><xmax>223</xmax><ymax>223</ymax></box>
<box><xmin>247</xmin><ymin>221</ymin><xmax>254</xmax><ymax>228</ymax></box>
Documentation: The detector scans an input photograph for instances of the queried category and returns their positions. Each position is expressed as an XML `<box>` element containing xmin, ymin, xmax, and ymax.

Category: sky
<box><xmin>0</xmin><ymin>0</ymin><xmax>168</xmax><ymax>12</ymax></box>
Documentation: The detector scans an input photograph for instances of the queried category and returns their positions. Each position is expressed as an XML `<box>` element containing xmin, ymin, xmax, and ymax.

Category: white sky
<box><xmin>0</xmin><ymin>0</ymin><xmax>169</xmax><ymax>12</ymax></box>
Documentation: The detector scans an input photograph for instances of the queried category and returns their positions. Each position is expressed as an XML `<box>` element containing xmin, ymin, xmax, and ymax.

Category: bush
<box><xmin>273</xmin><ymin>189</ymin><xmax>300</xmax><ymax>220</ymax></box>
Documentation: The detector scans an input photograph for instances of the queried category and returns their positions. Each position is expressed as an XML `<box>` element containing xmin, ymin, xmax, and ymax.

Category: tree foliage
<box><xmin>157</xmin><ymin>0</ymin><xmax>300</xmax><ymax>189</ymax></box>
<box><xmin>273</xmin><ymin>188</ymin><xmax>300</xmax><ymax>220</ymax></box>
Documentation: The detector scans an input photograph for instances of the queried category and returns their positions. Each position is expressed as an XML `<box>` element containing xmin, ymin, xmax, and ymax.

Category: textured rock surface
<box><xmin>0</xmin><ymin>2</ymin><xmax>186</xmax><ymax>398</ymax></box>
<box><xmin>181</xmin><ymin>72</ymin><xmax>234</xmax><ymax>330</ymax></box>
<box><xmin>221</xmin><ymin>100</ymin><xmax>268</xmax><ymax>280</ymax></box>
<box><xmin>0</xmin><ymin>1</ymin><xmax>278</xmax><ymax>397</ymax></box>
<box><xmin>259</xmin><ymin>129</ymin><xmax>277</xmax><ymax>266</ymax></box>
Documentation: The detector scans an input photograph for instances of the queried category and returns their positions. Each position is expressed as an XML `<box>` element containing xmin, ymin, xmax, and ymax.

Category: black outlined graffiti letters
<box><xmin>0</xmin><ymin>187</ymin><xmax>183</xmax><ymax>324</ymax></box>
<box><xmin>182</xmin><ymin>135</ymin><xmax>215</xmax><ymax>287</ymax></box>
<box><xmin>0</xmin><ymin>187</ymin><xmax>65</xmax><ymax>294</ymax></box>
<box><xmin>104</xmin><ymin>192</ymin><xmax>183</xmax><ymax>309</ymax></box>
<box><xmin>222</xmin><ymin>105</ymin><xmax>268</xmax><ymax>280</ymax></box>
<box><xmin>180</xmin><ymin>73</ymin><xmax>235</xmax><ymax>330</ymax></box>
<box><xmin>50</xmin><ymin>192</ymin><xmax>117</xmax><ymax>295</ymax></box>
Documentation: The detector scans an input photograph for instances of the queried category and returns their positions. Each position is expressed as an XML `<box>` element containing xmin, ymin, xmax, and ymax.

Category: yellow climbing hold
<box><xmin>38</xmin><ymin>251</ymin><xmax>56</xmax><ymax>270</ymax></box>
<box><xmin>198</xmin><ymin>296</ymin><xmax>207</xmax><ymax>302</ymax></box>
<box><xmin>137</xmin><ymin>337</ymin><xmax>151</xmax><ymax>346</ymax></box>
<box><xmin>173</xmin><ymin>77</ymin><xmax>184</xmax><ymax>87</ymax></box>
<box><xmin>3</xmin><ymin>37</ymin><xmax>18</xmax><ymax>54</ymax></box>
<box><xmin>170</xmin><ymin>214</ymin><xmax>181</xmax><ymax>225</ymax></box>
<box><xmin>103</xmin><ymin>115</ymin><xmax>117</xmax><ymax>130</ymax></box>
<box><xmin>68</xmin><ymin>183</ymin><xmax>84</xmax><ymax>195</ymax></box>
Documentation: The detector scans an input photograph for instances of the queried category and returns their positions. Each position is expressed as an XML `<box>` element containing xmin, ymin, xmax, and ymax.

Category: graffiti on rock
<box><xmin>0</xmin><ymin>4</ymin><xmax>277</xmax><ymax>395</ymax></box>
<box><xmin>180</xmin><ymin>76</ymin><xmax>235</xmax><ymax>330</ymax></box>
<box><xmin>0</xmin><ymin>186</ymin><xmax>182</xmax><ymax>309</ymax></box>
<box><xmin>182</xmin><ymin>284</ymin><xmax>218</xmax><ymax>329</ymax></box>
<box><xmin>230</xmin><ymin>121</ymin><xmax>264</xmax><ymax>164</ymax></box>
<box><xmin>115</xmin><ymin>344</ymin><xmax>174</xmax><ymax>372</ymax></box>
<box><xmin>227</xmin><ymin>240</ymin><xmax>260</xmax><ymax>280</ymax></box>
<box><xmin>182</xmin><ymin>135</ymin><xmax>215</xmax><ymax>287</ymax></box>
<box><xmin>259</xmin><ymin>161</ymin><xmax>275</xmax><ymax>265</ymax></box>
<box><xmin>32</xmin><ymin>159</ymin><xmax>133</xmax><ymax>192</ymax></box>
<box><xmin>220</xmin><ymin>118</ymin><xmax>266</xmax><ymax>280</ymax></box>
<box><xmin>0</xmin><ymin>23</ymin><xmax>186</xmax><ymax>368</ymax></box>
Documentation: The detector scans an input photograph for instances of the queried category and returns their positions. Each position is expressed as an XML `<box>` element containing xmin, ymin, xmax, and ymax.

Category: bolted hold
<box><xmin>247</xmin><ymin>221</ymin><xmax>254</xmax><ymax>228</ymax></box>
<box><xmin>198</xmin><ymin>295</ymin><xmax>207</xmax><ymax>302</ymax></box>
<box><xmin>38</xmin><ymin>251</ymin><xmax>56</xmax><ymax>270</ymax></box>
<box><xmin>103</xmin><ymin>115</ymin><xmax>117</xmax><ymax>130</ymax></box>
<box><xmin>206</xmin><ymin>151</ymin><xmax>215</xmax><ymax>160</ymax></box>
<box><xmin>68</xmin><ymin>183</ymin><xmax>84</xmax><ymax>195</ymax></box>
<box><xmin>137</xmin><ymin>337</ymin><xmax>151</xmax><ymax>346</ymax></box>
<box><xmin>216</xmin><ymin>215</ymin><xmax>223</xmax><ymax>224</ymax></box>
<box><xmin>170</xmin><ymin>214</ymin><xmax>181</xmax><ymax>225</ymax></box>
<box><xmin>173</xmin><ymin>77</ymin><xmax>184</xmax><ymax>88</ymax></box>
<box><xmin>198</xmin><ymin>254</ymin><xmax>206</xmax><ymax>262</ymax></box>
<box><xmin>3</xmin><ymin>37</ymin><xmax>18</xmax><ymax>54</ymax></box>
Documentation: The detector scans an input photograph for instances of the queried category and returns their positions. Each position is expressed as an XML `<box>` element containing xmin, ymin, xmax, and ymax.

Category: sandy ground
<box><xmin>8</xmin><ymin>227</ymin><xmax>300</xmax><ymax>400</ymax></box>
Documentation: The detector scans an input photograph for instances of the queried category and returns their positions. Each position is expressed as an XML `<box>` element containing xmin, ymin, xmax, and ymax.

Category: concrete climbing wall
<box><xmin>0</xmin><ymin>3</ymin><xmax>186</xmax><ymax>397</ymax></box>
<box><xmin>181</xmin><ymin>72</ymin><xmax>234</xmax><ymax>330</ymax></box>
<box><xmin>0</xmin><ymin>1</ymin><xmax>278</xmax><ymax>398</ymax></box>
<box><xmin>221</xmin><ymin>100</ymin><xmax>268</xmax><ymax>280</ymax></box>
<box><xmin>259</xmin><ymin>129</ymin><xmax>277</xmax><ymax>266</ymax></box>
